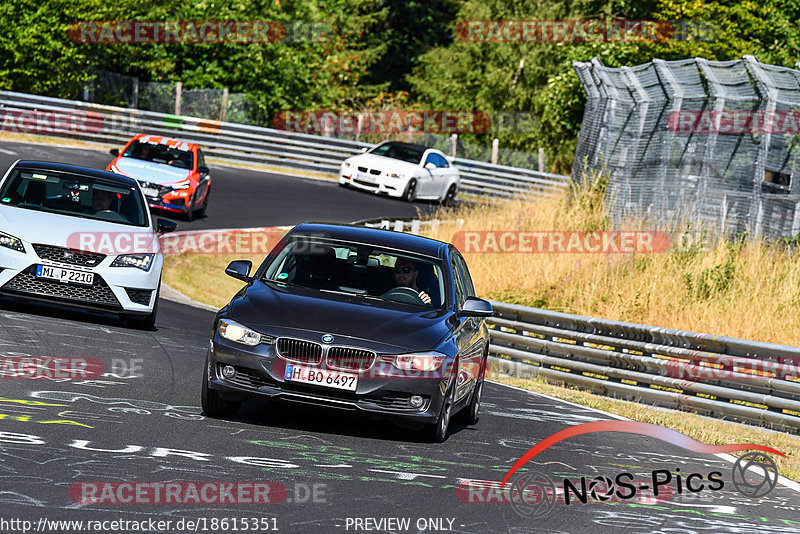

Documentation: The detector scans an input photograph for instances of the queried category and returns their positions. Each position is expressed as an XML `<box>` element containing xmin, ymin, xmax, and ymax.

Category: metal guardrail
<box><xmin>0</xmin><ymin>91</ymin><xmax>571</xmax><ymax>199</ymax></box>
<box><xmin>487</xmin><ymin>301</ymin><xmax>800</xmax><ymax>433</ymax></box>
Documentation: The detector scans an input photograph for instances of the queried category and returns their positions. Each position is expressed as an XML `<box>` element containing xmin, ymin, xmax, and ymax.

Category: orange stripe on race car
<box><xmin>198</xmin><ymin>120</ymin><xmax>221</xmax><ymax>134</ymax></box>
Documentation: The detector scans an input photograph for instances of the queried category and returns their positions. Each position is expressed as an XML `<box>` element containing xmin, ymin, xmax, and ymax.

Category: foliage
<box><xmin>2</xmin><ymin>0</ymin><xmax>800</xmax><ymax>170</ymax></box>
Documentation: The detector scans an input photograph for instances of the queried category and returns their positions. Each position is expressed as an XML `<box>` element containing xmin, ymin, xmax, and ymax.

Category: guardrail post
<box><xmin>491</xmin><ymin>138</ymin><xmax>499</xmax><ymax>164</ymax></box>
<box><xmin>175</xmin><ymin>82</ymin><xmax>182</xmax><ymax>116</ymax></box>
<box><xmin>450</xmin><ymin>134</ymin><xmax>457</xmax><ymax>157</ymax></box>
<box><xmin>132</xmin><ymin>78</ymin><xmax>139</xmax><ymax>109</ymax></box>
<box><xmin>538</xmin><ymin>148</ymin><xmax>546</xmax><ymax>173</ymax></box>
<box><xmin>220</xmin><ymin>88</ymin><xmax>229</xmax><ymax>122</ymax></box>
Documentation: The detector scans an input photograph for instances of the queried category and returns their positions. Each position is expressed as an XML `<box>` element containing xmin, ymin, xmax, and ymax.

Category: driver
<box><xmin>138</xmin><ymin>143</ymin><xmax>152</xmax><ymax>161</ymax></box>
<box><xmin>392</xmin><ymin>258</ymin><xmax>432</xmax><ymax>304</ymax></box>
<box><xmin>92</xmin><ymin>188</ymin><xmax>114</xmax><ymax>212</ymax></box>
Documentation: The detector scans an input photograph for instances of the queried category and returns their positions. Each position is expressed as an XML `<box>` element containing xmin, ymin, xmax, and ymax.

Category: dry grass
<box><xmin>424</xmin><ymin>188</ymin><xmax>800</xmax><ymax>346</ymax></box>
<box><xmin>0</xmin><ymin>132</ymin><xmax>109</xmax><ymax>150</ymax></box>
<box><xmin>493</xmin><ymin>374</ymin><xmax>800</xmax><ymax>481</ymax></box>
<box><xmin>162</xmin><ymin>252</ymin><xmax>261</xmax><ymax>309</ymax></box>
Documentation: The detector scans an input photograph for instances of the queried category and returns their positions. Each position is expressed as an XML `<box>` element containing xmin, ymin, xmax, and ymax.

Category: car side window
<box><xmin>424</xmin><ymin>153</ymin><xmax>437</xmax><ymax>167</ymax></box>
<box><xmin>451</xmin><ymin>255</ymin><xmax>466</xmax><ymax>308</ymax></box>
<box><xmin>433</xmin><ymin>153</ymin><xmax>449</xmax><ymax>168</ymax></box>
<box><xmin>196</xmin><ymin>149</ymin><xmax>206</xmax><ymax>170</ymax></box>
<box><xmin>454</xmin><ymin>254</ymin><xmax>475</xmax><ymax>297</ymax></box>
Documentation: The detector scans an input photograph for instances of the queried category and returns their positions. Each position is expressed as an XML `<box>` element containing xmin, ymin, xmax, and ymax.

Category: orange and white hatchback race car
<box><xmin>107</xmin><ymin>134</ymin><xmax>211</xmax><ymax>221</ymax></box>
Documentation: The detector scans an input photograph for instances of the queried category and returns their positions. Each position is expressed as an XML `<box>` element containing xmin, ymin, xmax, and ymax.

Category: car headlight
<box><xmin>218</xmin><ymin>319</ymin><xmax>267</xmax><ymax>346</ymax></box>
<box><xmin>171</xmin><ymin>179</ymin><xmax>192</xmax><ymax>190</ymax></box>
<box><xmin>386</xmin><ymin>172</ymin><xmax>404</xmax><ymax>178</ymax></box>
<box><xmin>110</xmin><ymin>253</ymin><xmax>154</xmax><ymax>271</ymax></box>
<box><xmin>343</xmin><ymin>161</ymin><xmax>353</xmax><ymax>168</ymax></box>
<box><xmin>392</xmin><ymin>352</ymin><xmax>444</xmax><ymax>371</ymax></box>
<box><xmin>0</xmin><ymin>231</ymin><xmax>24</xmax><ymax>252</ymax></box>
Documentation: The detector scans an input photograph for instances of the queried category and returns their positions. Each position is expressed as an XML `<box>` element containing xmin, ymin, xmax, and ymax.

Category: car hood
<box><xmin>0</xmin><ymin>205</ymin><xmax>156</xmax><ymax>253</ymax></box>
<box><xmin>115</xmin><ymin>158</ymin><xmax>191</xmax><ymax>184</ymax></box>
<box><xmin>345</xmin><ymin>154</ymin><xmax>421</xmax><ymax>174</ymax></box>
<box><xmin>229</xmin><ymin>281</ymin><xmax>453</xmax><ymax>354</ymax></box>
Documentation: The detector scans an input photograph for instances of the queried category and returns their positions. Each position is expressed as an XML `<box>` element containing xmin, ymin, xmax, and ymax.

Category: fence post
<box><xmin>491</xmin><ymin>138</ymin><xmax>499</xmax><ymax>164</ymax></box>
<box><xmin>132</xmin><ymin>77</ymin><xmax>139</xmax><ymax>109</ymax></box>
<box><xmin>175</xmin><ymin>82</ymin><xmax>182</xmax><ymax>116</ymax></box>
<box><xmin>220</xmin><ymin>88</ymin><xmax>229</xmax><ymax>122</ymax></box>
<box><xmin>538</xmin><ymin>148</ymin><xmax>546</xmax><ymax>173</ymax></box>
<box><xmin>450</xmin><ymin>134</ymin><xmax>457</xmax><ymax>157</ymax></box>
<box><xmin>355</xmin><ymin>113</ymin><xmax>364</xmax><ymax>142</ymax></box>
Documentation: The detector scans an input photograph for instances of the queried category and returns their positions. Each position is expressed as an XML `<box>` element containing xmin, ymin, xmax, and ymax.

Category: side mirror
<box><xmin>360</xmin><ymin>147</ymin><xmax>368</xmax><ymax>153</ymax></box>
<box><xmin>458</xmin><ymin>296</ymin><xmax>493</xmax><ymax>318</ymax></box>
<box><xmin>225</xmin><ymin>260</ymin><xmax>253</xmax><ymax>282</ymax></box>
<box><xmin>198</xmin><ymin>165</ymin><xmax>210</xmax><ymax>175</ymax></box>
<box><xmin>424</xmin><ymin>162</ymin><xmax>436</xmax><ymax>170</ymax></box>
<box><xmin>156</xmin><ymin>218</ymin><xmax>178</xmax><ymax>234</ymax></box>
<box><xmin>109</xmin><ymin>148</ymin><xmax>120</xmax><ymax>157</ymax></box>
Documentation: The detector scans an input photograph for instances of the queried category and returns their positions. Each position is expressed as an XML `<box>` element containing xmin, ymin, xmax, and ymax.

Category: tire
<box><xmin>201</xmin><ymin>361</ymin><xmax>241</xmax><ymax>418</ymax></box>
<box><xmin>422</xmin><ymin>380</ymin><xmax>455</xmax><ymax>443</ymax></box>
<box><xmin>455</xmin><ymin>378</ymin><xmax>483</xmax><ymax>425</ymax></box>
<box><xmin>441</xmin><ymin>184</ymin><xmax>457</xmax><ymax>206</ymax></box>
<box><xmin>194</xmin><ymin>186</ymin><xmax>210</xmax><ymax>219</ymax></box>
<box><xmin>128</xmin><ymin>286</ymin><xmax>159</xmax><ymax>331</ymax></box>
<box><xmin>402</xmin><ymin>178</ymin><xmax>417</xmax><ymax>202</ymax></box>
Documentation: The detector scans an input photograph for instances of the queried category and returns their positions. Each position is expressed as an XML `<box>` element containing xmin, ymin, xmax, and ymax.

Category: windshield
<box><xmin>0</xmin><ymin>169</ymin><xmax>149</xmax><ymax>227</ymax></box>
<box><xmin>262</xmin><ymin>237</ymin><xmax>446</xmax><ymax>308</ymax></box>
<box><xmin>122</xmin><ymin>140</ymin><xmax>195</xmax><ymax>170</ymax></box>
<box><xmin>369</xmin><ymin>142</ymin><xmax>425</xmax><ymax>165</ymax></box>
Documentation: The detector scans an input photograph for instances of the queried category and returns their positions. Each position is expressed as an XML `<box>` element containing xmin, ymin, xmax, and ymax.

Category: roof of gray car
<box><xmin>289</xmin><ymin>222</ymin><xmax>450</xmax><ymax>258</ymax></box>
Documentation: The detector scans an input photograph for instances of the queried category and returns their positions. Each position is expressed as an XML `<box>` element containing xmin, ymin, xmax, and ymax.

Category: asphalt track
<box><xmin>0</xmin><ymin>140</ymin><xmax>437</xmax><ymax>230</ymax></box>
<box><xmin>0</xmin><ymin>139</ymin><xmax>799</xmax><ymax>533</ymax></box>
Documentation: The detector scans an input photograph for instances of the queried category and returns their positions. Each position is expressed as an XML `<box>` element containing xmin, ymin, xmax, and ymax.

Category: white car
<box><xmin>339</xmin><ymin>141</ymin><xmax>460</xmax><ymax>203</ymax></box>
<box><xmin>0</xmin><ymin>161</ymin><xmax>177</xmax><ymax>330</ymax></box>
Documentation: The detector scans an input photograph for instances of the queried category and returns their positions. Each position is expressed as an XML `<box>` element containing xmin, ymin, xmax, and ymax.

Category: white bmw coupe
<box><xmin>0</xmin><ymin>160</ymin><xmax>177</xmax><ymax>330</ymax></box>
<box><xmin>339</xmin><ymin>141</ymin><xmax>460</xmax><ymax>203</ymax></box>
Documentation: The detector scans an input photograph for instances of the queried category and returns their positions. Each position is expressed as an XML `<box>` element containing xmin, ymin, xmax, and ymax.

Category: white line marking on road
<box><xmin>0</xmin><ymin>148</ymin><xmax>17</xmax><ymax>155</ymax></box>
<box><xmin>489</xmin><ymin>379</ymin><xmax>800</xmax><ymax>493</ymax></box>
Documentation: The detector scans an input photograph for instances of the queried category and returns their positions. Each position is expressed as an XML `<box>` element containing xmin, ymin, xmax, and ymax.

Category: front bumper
<box><xmin>208</xmin><ymin>335</ymin><xmax>449</xmax><ymax>423</ymax></box>
<box><xmin>339</xmin><ymin>170</ymin><xmax>404</xmax><ymax>198</ymax></box>
<box><xmin>0</xmin><ymin>242</ymin><xmax>161</xmax><ymax>314</ymax></box>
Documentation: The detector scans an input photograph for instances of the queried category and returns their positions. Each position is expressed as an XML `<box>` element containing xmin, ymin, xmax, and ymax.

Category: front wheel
<box><xmin>194</xmin><ymin>186</ymin><xmax>210</xmax><ymax>219</ymax></box>
<box><xmin>402</xmin><ymin>178</ymin><xmax>417</xmax><ymax>202</ymax></box>
<box><xmin>422</xmin><ymin>381</ymin><xmax>454</xmax><ymax>442</ymax></box>
<box><xmin>201</xmin><ymin>363</ymin><xmax>241</xmax><ymax>418</ymax></box>
<box><xmin>456</xmin><ymin>378</ymin><xmax>483</xmax><ymax>425</ymax></box>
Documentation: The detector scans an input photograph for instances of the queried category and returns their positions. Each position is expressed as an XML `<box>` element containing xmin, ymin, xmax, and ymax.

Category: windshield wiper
<box><xmin>262</xmin><ymin>278</ymin><xmax>302</xmax><ymax>287</ymax></box>
<box><xmin>320</xmin><ymin>288</ymin><xmax>367</xmax><ymax>297</ymax></box>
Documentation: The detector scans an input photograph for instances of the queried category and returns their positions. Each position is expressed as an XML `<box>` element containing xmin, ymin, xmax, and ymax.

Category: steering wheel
<box><xmin>381</xmin><ymin>286</ymin><xmax>424</xmax><ymax>305</ymax></box>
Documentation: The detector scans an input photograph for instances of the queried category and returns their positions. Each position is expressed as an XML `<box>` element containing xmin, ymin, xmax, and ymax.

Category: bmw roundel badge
<box><xmin>321</xmin><ymin>334</ymin><xmax>334</xmax><ymax>344</ymax></box>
